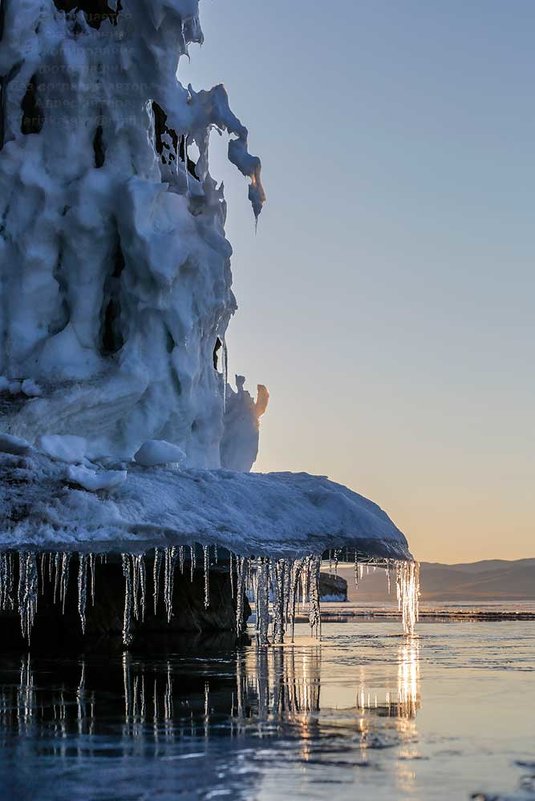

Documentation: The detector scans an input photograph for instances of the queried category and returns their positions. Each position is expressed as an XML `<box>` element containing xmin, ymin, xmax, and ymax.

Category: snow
<box><xmin>134</xmin><ymin>440</ymin><xmax>187</xmax><ymax>468</ymax></box>
<box><xmin>66</xmin><ymin>465</ymin><xmax>127</xmax><ymax>493</ymax></box>
<box><xmin>0</xmin><ymin>447</ymin><xmax>411</xmax><ymax>561</ymax></box>
<box><xmin>37</xmin><ymin>434</ymin><xmax>87</xmax><ymax>464</ymax></box>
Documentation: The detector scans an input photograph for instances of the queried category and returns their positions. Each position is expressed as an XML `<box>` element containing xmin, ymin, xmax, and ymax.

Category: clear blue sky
<box><xmin>181</xmin><ymin>0</ymin><xmax>535</xmax><ymax>563</ymax></box>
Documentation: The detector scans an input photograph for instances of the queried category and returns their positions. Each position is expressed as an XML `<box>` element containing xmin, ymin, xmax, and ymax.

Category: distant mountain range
<box><xmin>336</xmin><ymin>558</ymin><xmax>535</xmax><ymax>602</ymax></box>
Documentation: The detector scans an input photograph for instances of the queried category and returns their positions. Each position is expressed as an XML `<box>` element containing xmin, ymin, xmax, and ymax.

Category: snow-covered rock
<box><xmin>0</xmin><ymin>433</ymin><xmax>32</xmax><ymax>456</ymax></box>
<box><xmin>37</xmin><ymin>435</ymin><xmax>87</xmax><ymax>465</ymax></box>
<box><xmin>134</xmin><ymin>440</ymin><xmax>187</xmax><ymax>468</ymax></box>
<box><xmin>21</xmin><ymin>379</ymin><xmax>42</xmax><ymax>398</ymax></box>
<box><xmin>0</xmin><ymin>449</ymin><xmax>411</xmax><ymax>560</ymax></box>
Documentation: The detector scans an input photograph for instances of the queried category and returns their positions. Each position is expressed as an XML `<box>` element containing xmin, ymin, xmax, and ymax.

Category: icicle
<box><xmin>308</xmin><ymin>555</ymin><xmax>321</xmax><ymax>639</ymax></box>
<box><xmin>235</xmin><ymin>557</ymin><xmax>245</xmax><ymax>636</ymax></box>
<box><xmin>122</xmin><ymin>554</ymin><xmax>133</xmax><ymax>646</ymax></box>
<box><xmin>77</xmin><ymin>554</ymin><xmax>88</xmax><ymax>635</ymax></box>
<box><xmin>229</xmin><ymin>552</ymin><xmax>235</xmax><ymax>600</ymax></box>
<box><xmin>89</xmin><ymin>554</ymin><xmax>96</xmax><ymax>606</ymax></box>
<box><xmin>164</xmin><ymin>547</ymin><xmax>176</xmax><ymax>624</ymax></box>
<box><xmin>39</xmin><ymin>553</ymin><xmax>47</xmax><ymax>596</ymax></box>
<box><xmin>288</xmin><ymin>559</ymin><xmax>303</xmax><ymax>643</ymax></box>
<box><xmin>222</xmin><ymin>339</ymin><xmax>228</xmax><ymax>411</ymax></box>
<box><xmin>300</xmin><ymin>556</ymin><xmax>310</xmax><ymax>606</ymax></box>
<box><xmin>53</xmin><ymin>552</ymin><xmax>61</xmax><ymax>605</ymax></box>
<box><xmin>203</xmin><ymin>545</ymin><xmax>210</xmax><ymax>609</ymax></box>
<box><xmin>213</xmin><ymin>544</ymin><xmax>218</xmax><ymax>564</ymax></box>
<box><xmin>153</xmin><ymin>549</ymin><xmax>162</xmax><ymax>615</ymax></box>
<box><xmin>190</xmin><ymin>544</ymin><xmax>196</xmax><ymax>583</ymax></box>
<box><xmin>271</xmin><ymin>559</ymin><xmax>286</xmax><ymax>644</ymax></box>
<box><xmin>178</xmin><ymin>545</ymin><xmax>185</xmax><ymax>574</ymax></box>
<box><xmin>137</xmin><ymin>555</ymin><xmax>146</xmax><ymax>622</ymax></box>
<box><xmin>132</xmin><ymin>555</ymin><xmax>140</xmax><ymax>621</ymax></box>
<box><xmin>354</xmin><ymin>552</ymin><xmax>359</xmax><ymax>588</ymax></box>
<box><xmin>0</xmin><ymin>552</ymin><xmax>14</xmax><ymax>611</ymax></box>
<box><xmin>60</xmin><ymin>553</ymin><xmax>71</xmax><ymax>614</ymax></box>
<box><xmin>386</xmin><ymin>562</ymin><xmax>392</xmax><ymax>595</ymax></box>
<box><xmin>255</xmin><ymin>557</ymin><xmax>270</xmax><ymax>646</ymax></box>
<box><xmin>18</xmin><ymin>552</ymin><xmax>38</xmax><ymax>643</ymax></box>
<box><xmin>396</xmin><ymin>561</ymin><xmax>420</xmax><ymax>636</ymax></box>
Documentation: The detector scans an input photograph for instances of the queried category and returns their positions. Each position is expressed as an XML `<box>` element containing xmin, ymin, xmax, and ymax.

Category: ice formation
<box><xmin>0</xmin><ymin>547</ymin><xmax>419</xmax><ymax>646</ymax></box>
<box><xmin>0</xmin><ymin>0</ymin><xmax>419</xmax><ymax>645</ymax></box>
<box><xmin>0</xmin><ymin>0</ymin><xmax>265</xmax><ymax>466</ymax></box>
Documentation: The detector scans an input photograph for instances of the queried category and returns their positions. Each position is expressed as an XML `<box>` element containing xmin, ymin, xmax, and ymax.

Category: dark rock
<box><xmin>319</xmin><ymin>571</ymin><xmax>347</xmax><ymax>601</ymax></box>
<box><xmin>0</xmin><ymin>555</ymin><xmax>250</xmax><ymax>653</ymax></box>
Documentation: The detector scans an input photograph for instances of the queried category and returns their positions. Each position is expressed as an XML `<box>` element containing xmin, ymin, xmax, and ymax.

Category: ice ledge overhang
<box><xmin>0</xmin><ymin>450</ymin><xmax>412</xmax><ymax>560</ymax></box>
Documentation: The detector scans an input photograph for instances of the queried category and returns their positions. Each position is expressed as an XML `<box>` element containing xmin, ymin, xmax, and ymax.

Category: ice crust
<box><xmin>0</xmin><ymin>444</ymin><xmax>411</xmax><ymax>560</ymax></box>
<box><xmin>0</xmin><ymin>0</ymin><xmax>265</xmax><ymax>468</ymax></box>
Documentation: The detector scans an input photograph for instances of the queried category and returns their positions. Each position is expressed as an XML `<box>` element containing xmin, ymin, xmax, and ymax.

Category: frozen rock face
<box><xmin>0</xmin><ymin>0</ymin><xmax>265</xmax><ymax>468</ymax></box>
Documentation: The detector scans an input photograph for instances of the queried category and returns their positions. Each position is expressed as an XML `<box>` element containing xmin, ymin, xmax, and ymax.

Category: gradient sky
<box><xmin>181</xmin><ymin>0</ymin><xmax>535</xmax><ymax>563</ymax></box>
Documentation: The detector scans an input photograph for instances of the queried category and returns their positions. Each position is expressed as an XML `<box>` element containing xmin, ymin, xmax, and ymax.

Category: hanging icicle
<box><xmin>0</xmin><ymin>545</ymin><xmax>419</xmax><ymax>647</ymax></box>
<box><xmin>77</xmin><ymin>554</ymin><xmax>88</xmax><ymax>634</ymax></box>
<box><xmin>18</xmin><ymin>552</ymin><xmax>38</xmax><ymax>643</ymax></box>
<box><xmin>203</xmin><ymin>545</ymin><xmax>210</xmax><ymax>609</ymax></box>
<box><xmin>396</xmin><ymin>561</ymin><xmax>420</xmax><ymax>636</ymax></box>
<box><xmin>153</xmin><ymin>549</ymin><xmax>162</xmax><ymax>615</ymax></box>
<box><xmin>122</xmin><ymin>554</ymin><xmax>133</xmax><ymax>646</ymax></box>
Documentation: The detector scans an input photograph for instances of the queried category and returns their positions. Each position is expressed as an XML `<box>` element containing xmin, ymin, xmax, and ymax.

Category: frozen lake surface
<box><xmin>0</xmin><ymin>616</ymin><xmax>533</xmax><ymax>801</ymax></box>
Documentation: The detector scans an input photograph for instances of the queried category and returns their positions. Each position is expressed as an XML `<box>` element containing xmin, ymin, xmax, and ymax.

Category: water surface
<box><xmin>0</xmin><ymin>618</ymin><xmax>533</xmax><ymax>801</ymax></box>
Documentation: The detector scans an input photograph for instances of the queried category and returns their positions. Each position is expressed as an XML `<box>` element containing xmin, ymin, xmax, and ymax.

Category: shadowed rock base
<box><xmin>0</xmin><ymin>558</ymin><xmax>250</xmax><ymax>653</ymax></box>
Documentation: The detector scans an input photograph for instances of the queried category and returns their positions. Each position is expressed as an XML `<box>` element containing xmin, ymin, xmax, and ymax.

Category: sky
<box><xmin>181</xmin><ymin>0</ymin><xmax>535</xmax><ymax>564</ymax></box>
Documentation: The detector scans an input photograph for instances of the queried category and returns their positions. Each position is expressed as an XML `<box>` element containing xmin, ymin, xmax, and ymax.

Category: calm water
<box><xmin>0</xmin><ymin>618</ymin><xmax>533</xmax><ymax>801</ymax></box>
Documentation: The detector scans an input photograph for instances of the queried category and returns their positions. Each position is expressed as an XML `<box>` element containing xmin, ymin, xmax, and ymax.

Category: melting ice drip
<box><xmin>0</xmin><ymin>548</ymin><xmax>420</xmax><ymax>645</ymax></box>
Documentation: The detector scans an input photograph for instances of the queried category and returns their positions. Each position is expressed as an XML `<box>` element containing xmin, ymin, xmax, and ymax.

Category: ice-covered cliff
<box><xmin>0</xmin><ymin>1</ymin><xmax>418</xmax><ymax>643</ymax></box>
<box><xmin>0</xmin><ymin>0</ymin><xmax>265</xmax><ymax>467</ymax></box>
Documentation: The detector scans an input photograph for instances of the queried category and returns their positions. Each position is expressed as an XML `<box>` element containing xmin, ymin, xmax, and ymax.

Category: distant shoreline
<box><xmin>316</xmin><ymin>600</ymin><xmax>535</xmax><ymax>623</ymax></box>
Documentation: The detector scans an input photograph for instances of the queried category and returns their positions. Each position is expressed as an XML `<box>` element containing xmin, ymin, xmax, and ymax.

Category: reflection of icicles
<box><xmin>396</xmin><ymin>561</ymin><xmax>420</xmax><ymax>636</ymax></box>
<box><xmin>398</xmin><ymin>639</ymin><xmax>420</xmax><ymax>718</ymax></box>
<box><xmin>203</xmin><ymin>545</ymin><xmax>210</xmax><ymax>609</ymax></box>
<box><xmin>77</xmin><ymin>554</ymin><xmax>88</xmax><ymax>634</ymax></box>
<box><xmin>18</xmin><ymin>553</ymin><xmax>38</xmax><ymax>642</ymax></box>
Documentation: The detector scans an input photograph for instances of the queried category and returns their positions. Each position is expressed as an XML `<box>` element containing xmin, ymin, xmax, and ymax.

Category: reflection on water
<box><xmin>0</xmin><ymin>640</ymin><xmax>420</xmax><ymax>742</ymax></box>
<box><xmin>0</xmin><ymin>622</ymin><xmax>533</xmax><ymax>801</ymax></box>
